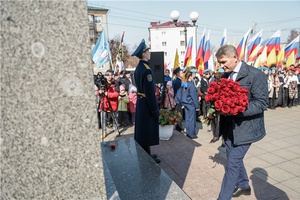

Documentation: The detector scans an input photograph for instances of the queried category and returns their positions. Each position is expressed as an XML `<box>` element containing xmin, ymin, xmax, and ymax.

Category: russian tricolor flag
<box><xmin>220</xmin><ymin>29</ymin><xmax>227</xmax><ymax>47</ymax></box>
<box><xmin>246</xmin><ymin>30</ymin><xmax>262</xmax><ymax>61</ymax></box>
<box><xmin>183</xmin><ymin>36</ymin><xmax>193</xmax><ymax>67</ymax></box>
<box><xmin>203</xmin><ymin>30</ymin><xmax>211</xmax><ymax>70</ymax></box>
<box><xmin>236</xmin><ymin>29</ymin><xmax>251</xmax><ymax>61</ymax></box>
<box><xmin>196</xmin><ymin>28</ymin><xmax>206</xmax><ymax>75</ymax></box>
<box><xmin>284</xmin><ymin>35</ymin><xmax>300</xmax><ymax>58</ymax></box>
<box><xmin>265</xmin><ymin>30</ymin><xmax>281</xmax><ymax>55</ymax></box>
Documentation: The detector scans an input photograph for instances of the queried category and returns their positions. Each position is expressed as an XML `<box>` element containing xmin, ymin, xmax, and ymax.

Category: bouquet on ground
<box><xmin>204</xmin><ymin>78</ymin><xmax>249</xmax><ymax>124</ymax></box>
<box><xmin>159</xmin><ymin>109</ymin><xmax>182</xmax><ymax>126</ymax></box>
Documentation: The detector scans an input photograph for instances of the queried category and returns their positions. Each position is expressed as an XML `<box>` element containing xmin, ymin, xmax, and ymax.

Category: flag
<box><xmin>276</xmin><ymin>47</ymin><xmax>285</xmax><ymax>68</ymax></box>
<box><xmin>267</xmin><ymin>48</ymin><xmax>277</xmax><ymax>67</ymax></box>
<box><xmin>220</xmin><ymin>29</ymin><xmax>227</xmax><ymax>47</ymax></box>
<box><xmin>173</xmin><ymin>48</ymin><xmax>180</xmax><ymax>71</ymax></box>
<box><xmin>236</xmin><ymin>29</ymin><xmax>251</xmax><ymax>61</ymax></box>
<box><xmin>265</xmin><ymin>30</ymin><xmax>281</xmax><ymax>56</ymax></box>
<box><xmin>117</xmin><ymin>31</ymin><xmax>125</xmax><ymax>62</ymax></box>
<box><xmin>208</xmin><ymin>54</ymin><xmax>215</xmax><ymax>71</ymax></box>
<box><xmin>183</xmin><ymin>36</ymin><xmax>193</xmax><ymax>67</ymax></box>
<box><xmin>246</xmin><ymin>30</ymin><xmax>263</xmax><ymax>61</ymax></box>
<box><xmin>286</xmin><ymin>51</ymin><xmax>295</xmax><ymax>67</ymax></box>
<box><xmin>92</xmin><ymin>29</ymin><xmax>111</xmax><ymax>68</ymax></box>
<box><xmin>284</xmin><ymin>35</ymin><xmax>300</xmax><ymax>58</ymax></box>
<box><xmin>203</xmin><ymin>30</ymin><xmax>211</xmax><ymax>70</ymax></box>
<box><xmin>196</xmin><ymin>28</ymin><xmax>206</xmax><ymax>75</ymax></box>
<box><xmin>260</xmin><ymin>46</ymin><xmax>268</xmax><ymax>66</ymax></box>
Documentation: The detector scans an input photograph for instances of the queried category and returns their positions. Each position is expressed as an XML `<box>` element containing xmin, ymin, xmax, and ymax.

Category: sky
<box><xmin>87</xmin><ymin>0</ymin><xmax>300</xmax><ymax>52</ymax></box>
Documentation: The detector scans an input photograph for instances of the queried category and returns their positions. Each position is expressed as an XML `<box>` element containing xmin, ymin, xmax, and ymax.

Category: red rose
<box><xmin>214</xmin><ymin>100</ymin><xmax>223</xmax><ymax>111</ymax></box>
<box><xmin>231</xmin><ymin>106</ymin><xmax>240</xmax><ymax>115</ymax></box>
<box><xmin>207</xmin><ymin>87</ymin><xmax>216</xmax><ymax>94</ymax></box>
<box><xmin>205</xmin><ymin>94</ymin><xmax>213</xmax><ymax>102</ymax></box>
<box><xmin>221</xmin><ymin>105</ymin><xmax>231</xmax><ymax>114</ymax></box>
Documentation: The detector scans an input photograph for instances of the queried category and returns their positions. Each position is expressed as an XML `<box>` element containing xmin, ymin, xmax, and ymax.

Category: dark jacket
<box><xmin>173</xmin><ymin>77</ymin><xmax>182</xmax><ymax>97</ymax></box>
<box><xmin>219</xmin><ymin>62</ymin><xmax>269</xmax><ymax>145</ymax></box>
<box><xmin>134</xmin><ymin>60</ymin><xmax>159</xmax><ymax>147</ymax></box>
<box><xmin>175</xmin><ymin>81</ymin><xmax>199</xmax><ymax>109</ymax></box>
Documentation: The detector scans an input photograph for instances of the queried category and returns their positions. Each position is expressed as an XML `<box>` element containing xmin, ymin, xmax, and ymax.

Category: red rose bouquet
<box><xmin>203</xmin><ymin>78</ymin><xmax>249</xmax><ymax>124</ymax></box>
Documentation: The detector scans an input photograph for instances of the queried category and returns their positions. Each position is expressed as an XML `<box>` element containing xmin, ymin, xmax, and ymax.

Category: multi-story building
<box><xmin>88</xmin><ymin>6</ymin><xmax>110</xmax><ymax>72</ymax></box>
<box><xmin>149</xmin><ymin>21</ymin><xmax>198</xmax><ymax>72</ymax></box>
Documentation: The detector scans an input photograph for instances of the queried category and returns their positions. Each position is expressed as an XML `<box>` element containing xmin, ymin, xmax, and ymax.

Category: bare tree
<box><xmin>286</xmin><ymin>29</ymin><xmax>299</xmax><ymax>44</ymax></box>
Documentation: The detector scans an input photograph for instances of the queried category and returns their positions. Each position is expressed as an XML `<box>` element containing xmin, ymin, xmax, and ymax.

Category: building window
<box><xmin>180</xmin><ymin>41</ymin><xmax>185</xmax><ymax>46</ymax></box>
<box><xmin>88</xmin><ymin>15</ymin><xmax>94</xmax><ymax>23</ymax></box>
<box><xmin>94</xmin><ymin>16</ymin><xmax>102</xmax><ymax>24</ymax></box>
<box><xmin>180</xmin><ymin>51</ymin><xmax>185</xmax><ymax>56</ymax></box>
<box><xmin>162</xmin><ymin>42</ymin><xmax>167</xmax><ymax>46</ymax></box>
<box><xmin>180</xmin><ymin>31</ymin><xmax>185</xmax><ymax>35</ymax></box>
<box><xmin>162</xmin><ymin>31</ymin><xmax>166</xmax><ymax>35</ymax></box>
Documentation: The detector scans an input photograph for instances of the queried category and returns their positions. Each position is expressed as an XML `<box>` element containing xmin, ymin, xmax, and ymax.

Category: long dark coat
<box><xmin>134</xmin><ymin>60</ymin><xmax>159</xmax><ymax>147</ymax></box>
<box><xmin>219</xmin><ymin>62</ymin><xmax>269</xmax><ymax>145</ymax></box>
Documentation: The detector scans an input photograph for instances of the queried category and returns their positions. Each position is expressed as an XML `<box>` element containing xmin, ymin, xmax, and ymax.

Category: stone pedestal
<box><xmin>1</xmin><ymin>1</ymin><xmax>105</xmax><ymax>199</ymax></box>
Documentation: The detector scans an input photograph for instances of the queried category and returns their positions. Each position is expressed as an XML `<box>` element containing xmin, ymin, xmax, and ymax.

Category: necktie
<box><xmin>230</xmin><ymin>71</ymin><xmax>236</xmax><ymax>81</ymax></box>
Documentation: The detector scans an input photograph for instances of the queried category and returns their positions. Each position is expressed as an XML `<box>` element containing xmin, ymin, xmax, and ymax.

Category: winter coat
<box><xmin>98</xmin><ymin>83</ymin><xmax>119</xmax><ymax>112</ymax></box>
<box><xmin>128</xmin><ymin>92</ymin><xmax>137</xmax><ymax>113</ymax></box>
<box><xmin>118</xmin><ymin>92</ymin><xmax>129</xmax><ymax>111</ymax></box>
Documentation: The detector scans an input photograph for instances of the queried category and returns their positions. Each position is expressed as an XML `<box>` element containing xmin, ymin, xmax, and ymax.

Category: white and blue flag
<box><xmin>92</xmin><ymin>29</ymin><xmax>111</xmax><ymax>68</ymax></box>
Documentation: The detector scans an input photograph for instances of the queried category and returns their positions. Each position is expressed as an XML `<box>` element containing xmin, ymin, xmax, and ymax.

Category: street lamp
<box><xmin>170</xmin><ymin>10</ymin><xmax>199</xmax><ymax>47</ymax></box>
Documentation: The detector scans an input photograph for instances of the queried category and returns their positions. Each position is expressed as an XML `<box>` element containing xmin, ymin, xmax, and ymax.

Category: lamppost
<box><xmin>170</xmin><ymin>10</ymin><xmax>199</xmax><ymax>47</ymax></box>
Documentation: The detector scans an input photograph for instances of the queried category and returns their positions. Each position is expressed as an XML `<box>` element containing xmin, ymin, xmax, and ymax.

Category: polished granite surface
<box><xmin>101</xmin><ymin>138</ymin><xmax>190</xmax><ymax>200</ymax></box>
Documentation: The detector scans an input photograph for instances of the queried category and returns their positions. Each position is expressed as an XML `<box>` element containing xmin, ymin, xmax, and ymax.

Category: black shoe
<box><xmin>187</xmin><ymin>135</ymin><xmax>198</xmax><ymax>139</ymax></box>
<box><xmin>151</xmin><ymin>154</ymin><xmax>157</xmax><ymax>158</ymax></box>
<box><xmin>221</xmin><ymin>143</ymin><xmax>225</xmax><ymax>147</ymax></box>
<box><xmin>232</xmin><ymin>186</ymin><xmax>251</xmax><ymax>197</ymax></box>
<box><xmin>153</xmin><ymin>158</ymin><xmax>161</xmax><ymax>163</ymax></box>
<box><xmin>210</xmin><ymin>137</ymin><xmax>220</xmax><ymax>143</ymax></box>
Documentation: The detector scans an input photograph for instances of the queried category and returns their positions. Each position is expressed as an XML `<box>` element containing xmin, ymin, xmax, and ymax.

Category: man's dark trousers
<box><xmin>218</xmin><ymin>139</ymin><xmax>251</xmax><ymax>200</ymax></box>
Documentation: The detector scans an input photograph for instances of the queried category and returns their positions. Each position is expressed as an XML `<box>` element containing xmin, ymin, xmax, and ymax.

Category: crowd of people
<box><xmin>95</xmin><ymin>42</ymin><xmax>299</xmax><ymax>198</ymax></box>
<box><xmin>94</xmin><ymin>60</ymin><xmax>300</xmax><ymax>141</ymax></box>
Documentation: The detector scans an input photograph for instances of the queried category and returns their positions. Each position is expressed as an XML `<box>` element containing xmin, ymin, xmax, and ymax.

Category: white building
<box><xmin>149</xmin><ymin>21</ymin><xmax>198</xmax><ymax>72</ymax></box>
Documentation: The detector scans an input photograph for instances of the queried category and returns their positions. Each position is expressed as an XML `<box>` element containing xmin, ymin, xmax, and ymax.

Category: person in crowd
<box><xmin>277</xmin><ymin>70</ymin><xmax>285</xmax><ymax>107</ymax></box>
<box><xmin>118</xmin><ymin>84</ymin><xmax>130</xmax><ymax>127</ymax></box>
<box><xmin>200</xmin><ymin>69</ymin><xmax>212</xmax><ymax>119</ymax></box>
<box><xmin>164</xmin><ymin>69</ymin><xmax>172</xmax><ymax>83</ymax></box>
<box><xmin>287</xmin><ymin>67</ymin><xmax>299</xmax><ymax>107</ymax></box>
<box><xmin>116</xmin><ymin>70</ymin><xmax>131</xmax><ymax>92</ymax></box>
<box><xmin>163</xmin><ymin>81</ymin><xmax>175</xmax><ymax>110</ymax></box>
<box><xmin>296</xmin><ymin>65</ymin><xmax>300</xmax><ymax>105</ymax></box>
<box><xmin>128</xmin><ymin>84</ymin><xmax>137</xmax><ymax>126</ymax></box>
<box><xmin>175</xmin><ymin>70</ymin><xmax>200</xmax><ymax>139</ymax></box>
<box><xmin>132</xmin><ymin>39</ymin><xmax>160</xmax><ymax>163</ymax></box>
<box><xmin>97</xmin><ymin>69</ymin><xmax>119</xmax><ymax>139</ymax></box>
<box><xmin>125</xmin><ymin>70</ymin><xmax>135</xmax><ymax>86</ymax></box>
<box><xmin>282</xmin><ymin>67</ymin><xmax>290</xmax><ymax>107</ymax></box>
<box><xmin>215</xmin><ymin>45</ymin><xmax>268</xmax><ymax>199</ymax></box>
<box><xmin>172</xmin><ymin>67</ymin><xmax>184</xmax><ymax>133</ymax></box>
<box><xmin>209</xmin><ymin>70</ymin><xmax>224</xmax><ymax>145</ymax></box>
<box><xmin>269</xmin><ymin>65</ymin><xmax>280</xmax><ymax>109</ymax></box>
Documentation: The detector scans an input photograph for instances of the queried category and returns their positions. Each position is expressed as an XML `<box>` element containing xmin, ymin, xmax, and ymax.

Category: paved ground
<box><xmin>103</xmin><ymin>106</ymin><xmax>300</xmax><ymax>200</ymax></box>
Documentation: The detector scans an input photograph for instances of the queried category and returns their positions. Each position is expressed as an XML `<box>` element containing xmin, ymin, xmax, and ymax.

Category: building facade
<box><xmin>149</xmin><ymin>21</ymin><xmax>198</xmax><ymax>72</ymax></box>
<box><xmin>88</xmin><ymin>6</ymin><xmax>110</xmax><ymax>72</ymax></box>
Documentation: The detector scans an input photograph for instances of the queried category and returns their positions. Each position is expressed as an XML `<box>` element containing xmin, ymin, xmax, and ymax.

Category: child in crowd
<box><xmin>163</xmin><ymin>81</ymin><xmax>175</xmax><ymax>110</ymax></box>
<box><xmin>118</xmin><ymin>85</ymin><xmax>130</xmax><ymax>127</ymax></box>
<box><xmin>128</xmin><ymin>85</ymin><xmax>137</xmax><ymax>126</ymax></box>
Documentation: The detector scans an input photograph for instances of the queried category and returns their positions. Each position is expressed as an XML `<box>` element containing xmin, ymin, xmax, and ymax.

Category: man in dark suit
<box><xmin>172</xmin><ymin>67</ymin><xmax>184</xmax><ymax>132</ymax></box>
<box><xmin>132</xmin><ymin>39</ymin><xmax>160</xmax><ymax>163</ymax></box>
<box><xmin>216</xmin><ymin>45</ymin><xmax>268</xmax><ymax>199</ymax></box>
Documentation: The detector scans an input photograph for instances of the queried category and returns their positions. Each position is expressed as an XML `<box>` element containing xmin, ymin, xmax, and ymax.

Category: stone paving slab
<box><xmin>104</xmin><ymin>106</ymin><xmax>300</xmax><ymax>199</ymax></box>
